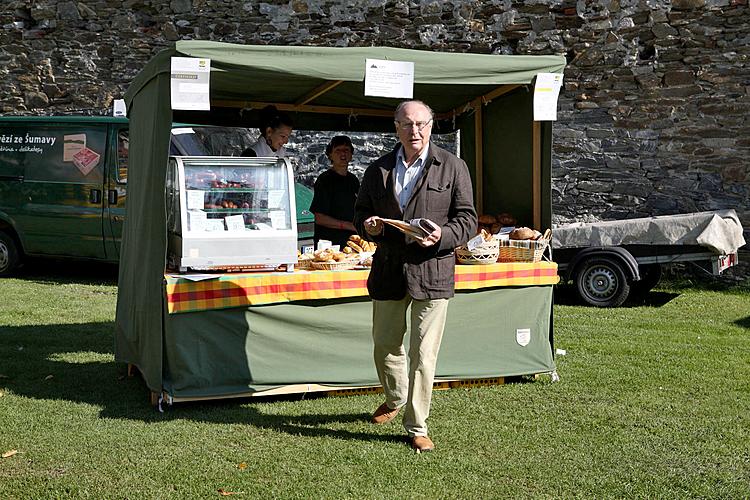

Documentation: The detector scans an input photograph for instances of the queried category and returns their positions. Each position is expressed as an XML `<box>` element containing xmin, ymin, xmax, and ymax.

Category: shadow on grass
<box><xmin>624</xmin><ymin>291</ymin><xmax>680</xmax><ymax>307</ymax></box>
<box><xmin>10</xmin><ymin>257</ymin><xmax>119</xmax><ymax>286</ymax></box>
<box><xmin>160</xmin><ymin>398</ymin><xmax>406</xmax><ymax>445</ymax></box>
<box><xmin>552</xmin><ymin>285</ymin><xmax>579</xmax><ymax>306</ymax></box>
<box><xmin>553</xmin><ymin>284</ymin><xmax>680</xmax><ymax>308</ymax></box>
<box><xmin>734</xmin><ymin>316</ymin><xmax>750</xmax><ymax>330</ymax></box>
<box><xmin>0</xmin><ymin>321</ymin><xmax>403</xmax><ymax>445</ymax></box>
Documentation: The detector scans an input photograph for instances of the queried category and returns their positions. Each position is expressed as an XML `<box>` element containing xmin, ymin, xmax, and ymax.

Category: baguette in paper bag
<box><xmin>381</xmin><ymin>217</ymin><xmax>438</xmax><ymax>240</ymax></box>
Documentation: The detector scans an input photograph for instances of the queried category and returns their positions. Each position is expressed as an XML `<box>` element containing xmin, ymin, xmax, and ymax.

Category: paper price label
<box><xmin>224</xmin><ymin>214</ymin><xmax>245</xmax><ymax>232</ymax></box>
<box><xmin>186</xmin><ymin>190</ymin><xmax>205</xmax><ymax>210</ymax></box>
<box><xmin>268</xmin><ymin>190</ymin><xmax>285</xmax><ymax>209</ymax></box>
<box><xmin>187</xmin><ymin>210</ymin><xmax>207</xmax><ymax>232</ymax></box>
<box><xmin>205</xmin><ymin>219</ymin><xmax>225</xmax><ymax>232</ymax></box>
<box><xmin>269</xmin><ymin>211</ymin><xmax>287</xmax><ymax>229</ymax></box>
<box><xmin>466</xmin><ymin>233</ymin><xmax>484</xmax><ymax>251</ymax></box>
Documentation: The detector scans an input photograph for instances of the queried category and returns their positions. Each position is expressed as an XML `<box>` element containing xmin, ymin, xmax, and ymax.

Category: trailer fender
<box><xmin>565</xmin><ymin>247</ymin><xmax>640</xmax><ymax>282</ymax></box>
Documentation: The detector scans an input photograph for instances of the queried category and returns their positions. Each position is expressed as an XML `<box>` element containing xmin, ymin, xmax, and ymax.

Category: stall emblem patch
<box><xmin>516</xmin><ymin>328</ymin><xmax>531</xmax><ymax>347</ymax></box>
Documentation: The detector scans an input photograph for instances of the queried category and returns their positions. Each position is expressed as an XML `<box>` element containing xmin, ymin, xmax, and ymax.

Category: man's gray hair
<box><xmin>394</xmin><ymin>100</ymin><xmax>434</xmax><ymax>121</ymax></box>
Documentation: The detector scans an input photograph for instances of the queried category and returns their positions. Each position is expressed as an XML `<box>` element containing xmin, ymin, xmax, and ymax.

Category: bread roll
<box><xmin>313</xmin><ymin>249</ymin><xmax>335</xmax><ymax>261</ymax></box>
<box><xmin>509</xmin><ymin>227</ymin><xmax>536</xmax><ymax>240</ymax></box>
<box><xmin>496</xmin><ymin>212</ymin><xmax>517</xmax><ymax>226</ymax></box>
<box><xmin>478</xmin><ymin>214</ymin><xmax>497</xmax><ymax>225</ymax></box>
<box><xmin>346</xmin><ymin>241</ymin><xmax>364</xmax><ymax>253</ymax></box>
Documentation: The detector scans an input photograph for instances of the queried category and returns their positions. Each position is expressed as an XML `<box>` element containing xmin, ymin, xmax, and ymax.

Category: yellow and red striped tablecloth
<box><xmin>165</xmin><ymin>261</ymin><xmax>559</xmax><ymax>314</ymax></box>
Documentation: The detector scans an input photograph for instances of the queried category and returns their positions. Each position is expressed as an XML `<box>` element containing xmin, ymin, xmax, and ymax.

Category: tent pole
<box><xmin>295</xmin><ymin>81</ymin><xmax>343</xmax><ymax>105</ymax></box>
<box><xmin>532</xmin><ymin>121</ymin><xmax>541</xmax><ymax>229</ymax></box>
<box><xmin>473</xmin><ymin>98</ymin><xmax>483</xmax><ymax>215</ymax></box>
<box><xmin>438</xmin><ymin>84</ymin><xmax>520</xmax><ymax>121</ymax></box>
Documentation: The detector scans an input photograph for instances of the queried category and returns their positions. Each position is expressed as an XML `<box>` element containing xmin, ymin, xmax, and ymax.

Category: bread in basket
<box><xmin>456</xmin><ymin>229</ymin><xmax>500</xmax><ymax>265</ymax></box>
<box><xmin>497</xmin><ymin>228</ymin><xmax>551</xmax><ymax>263</ymax></box>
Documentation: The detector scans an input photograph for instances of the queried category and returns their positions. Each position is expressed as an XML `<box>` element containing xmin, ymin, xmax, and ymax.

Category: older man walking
<box><xmin>354</xmin><ymin>100</ymin><xmax>477</xmax><ymax>452</ymax></box>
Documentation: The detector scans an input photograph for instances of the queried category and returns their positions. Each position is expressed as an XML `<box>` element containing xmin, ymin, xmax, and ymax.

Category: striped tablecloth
<box><xmin>165</xmin><ymin>261</ymin><xmax>559</xmax><ymax>314</ymax></box>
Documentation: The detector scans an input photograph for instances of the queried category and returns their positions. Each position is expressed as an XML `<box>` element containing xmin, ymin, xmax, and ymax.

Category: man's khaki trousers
<box><xmin>372</xmin><ymin>295</ymin><xmax>450</xmax><ymax>437</ymax></box>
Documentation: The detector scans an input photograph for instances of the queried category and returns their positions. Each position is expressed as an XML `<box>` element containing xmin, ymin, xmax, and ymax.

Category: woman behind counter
<box><xmin>310</xmin><ymin>135</ymin><xmax>360</xmax><ymax>248</ymax></box>
<box><xmin>242</xmin><ymin>105</ymin><xmax>293</xmax><ymax>158</ymax></box>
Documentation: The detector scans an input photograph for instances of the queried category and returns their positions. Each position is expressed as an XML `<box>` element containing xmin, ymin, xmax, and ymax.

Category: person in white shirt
<box><xmin>242</xmin><ymin>105</ymin><xmax>293</xmax><ymax>158</ymax></box>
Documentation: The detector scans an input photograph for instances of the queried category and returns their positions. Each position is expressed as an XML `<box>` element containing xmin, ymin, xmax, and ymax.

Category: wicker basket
<box><xmin>296</xmin><ymin>258</ymin><xmax>315</xmax><ymax>270</ymax></box>
<box><xmin>310</xmin><ymin>260</ymin><xmax>358</xmax><ymax>271</ymax></box>
<box><xmin>497</xmin><ymin>229</ymin><xmax>551</xmax><ymax>263</ymax></box>
<box><xmin>456</xmin><ymin>238</ymin><xmax>500</xmax><ymax>265</ymax></box>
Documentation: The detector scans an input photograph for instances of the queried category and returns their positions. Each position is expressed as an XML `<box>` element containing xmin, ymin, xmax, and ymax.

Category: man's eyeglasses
<box><xmin>395</xmin><ymin>120</ymin><xmax>432</xmax><ymax>132</ymax></box>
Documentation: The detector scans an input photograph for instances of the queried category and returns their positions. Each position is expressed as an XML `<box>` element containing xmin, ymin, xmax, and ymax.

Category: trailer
<box><xmin>552</xmin><ymin>209</ymin><xmax>745</xmax><ymax>307</ymax></box>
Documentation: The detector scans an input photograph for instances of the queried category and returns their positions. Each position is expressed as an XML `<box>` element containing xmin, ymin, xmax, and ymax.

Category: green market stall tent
<box><xmin>116</xmin><ymin>41</ymin><xmax>566</xmax><ymax>397</ymax></box>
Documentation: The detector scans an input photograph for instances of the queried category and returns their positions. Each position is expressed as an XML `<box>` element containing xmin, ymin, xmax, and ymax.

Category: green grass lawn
<box><xmin>1</xmin><ymin>263</ymin><xmax>748</xmax><ymax>499</ymax></box>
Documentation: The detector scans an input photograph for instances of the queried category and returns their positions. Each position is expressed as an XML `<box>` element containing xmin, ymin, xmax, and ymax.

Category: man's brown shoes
<box><xmin>370</xmin><ymin>404</ymin><xmax>434</xmax><ymax>452</ymax></box>
<box><xmin>370</xmin><ymin>402</ymin><xmax>400</xmax><ymax>424</ymax></box>
<box><xmin>411</xmin><ymin>435</ymin><xmax>434</xmax><ymax>452</ymax></box>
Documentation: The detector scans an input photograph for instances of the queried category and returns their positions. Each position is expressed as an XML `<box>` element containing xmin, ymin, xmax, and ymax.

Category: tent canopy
<box><xmin>116</xmin><ymin>42</ymin><xmax>566</xmax><ymax>392</ymax></box>
<box><xmin>127</xmin><ymin>42</ymin><xmax>565</xmax><ymax>131</ymax></box>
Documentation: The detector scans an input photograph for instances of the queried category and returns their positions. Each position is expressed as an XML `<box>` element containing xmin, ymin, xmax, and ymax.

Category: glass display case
<box><xmin>167</xmin><ymin>156</ymin><xmax>298</xmax><ymax>272</ymax></box>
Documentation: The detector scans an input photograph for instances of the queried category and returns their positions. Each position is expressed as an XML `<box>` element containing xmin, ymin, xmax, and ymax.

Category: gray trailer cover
<box><xmin>552</xmin><ymin>210</ymin><xmax>745</xmax><ymax>255</ymax></box>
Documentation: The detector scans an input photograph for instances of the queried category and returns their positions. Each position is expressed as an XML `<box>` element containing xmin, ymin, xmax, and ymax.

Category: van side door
<box><xmin>0</xmin><ymin>121</ymin><xmax>108</xmax><ymax>260</ymax></box>
<box><xmin>104</xmin><ymin>126</ymin><xmax>128</xmax><ymax>259</ymax></box>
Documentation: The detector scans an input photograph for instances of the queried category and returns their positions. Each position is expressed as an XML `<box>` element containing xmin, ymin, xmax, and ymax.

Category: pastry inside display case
<box><xmin>167</xmin><ymin>156</ymin><xmax>298</xmax><ymax>273</ymax></box>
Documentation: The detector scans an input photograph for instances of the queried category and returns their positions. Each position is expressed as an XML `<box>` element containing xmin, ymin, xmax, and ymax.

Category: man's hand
<box><xmin>364</xmin><ymin>216</ymin><xmax>384</xmax><ymax>236</ymax></box>
<box><xmin>417</xmin><ymin>225</ymin><xmax>441</xmax><ymax>247</ymax></box>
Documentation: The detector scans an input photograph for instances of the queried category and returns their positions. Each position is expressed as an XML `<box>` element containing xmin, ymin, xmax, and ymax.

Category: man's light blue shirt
<box><xmin>394</xmin><ymin>145</ymin><xmax>430</xmax><ymax>211</ymax></box>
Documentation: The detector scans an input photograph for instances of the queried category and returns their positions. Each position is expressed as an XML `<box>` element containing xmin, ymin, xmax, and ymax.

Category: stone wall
<box><xmin>1</xmin><ymin>0</ymin><xmax>748</xmax><ymax>243</ymax></box>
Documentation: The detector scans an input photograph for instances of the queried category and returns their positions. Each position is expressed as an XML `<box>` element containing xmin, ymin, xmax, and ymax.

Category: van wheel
<box><xmin>0</xmin><ymin>231</ymin><xmax>21</xmax><ymax>276</ymax></box>
<box><xmin>575</xmin><ymin>256</ymin><xmax>630</xmax><ymax>308</ymax></box>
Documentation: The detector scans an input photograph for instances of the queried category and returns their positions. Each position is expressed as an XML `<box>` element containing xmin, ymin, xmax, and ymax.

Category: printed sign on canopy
<box><xmin>364</xmin><ymin>59</ymin><xmax>414</xmax><ymax>99</ymax></box>
<box><xmin>170</xmin><ymin>57</ymin><xmax>211</xmax><ymax>111</ymax></box>
<box><xmin>533</xmin><ymin>73</ymin><xmax>563</xmax><ymax>121</ymax></box>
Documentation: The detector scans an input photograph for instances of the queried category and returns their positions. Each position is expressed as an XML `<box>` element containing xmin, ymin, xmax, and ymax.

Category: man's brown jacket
<box><xmin>354</xmin><ymin>143</ymin><xmax>477</xmax><ymax>300</ymax></box>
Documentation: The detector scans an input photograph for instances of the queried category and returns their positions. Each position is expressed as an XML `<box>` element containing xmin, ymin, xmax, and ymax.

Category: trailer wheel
<box><xmin>575</xmin><ymin>256</ymin><xmax>630</xmax><ymax>307</ymax></box>
<box><xmin>631</xmin><ymin>264</ymin><xmax>662</xmax><ymax>297</ymax></box>
<box><xmin>0</xmin><ymin>231</ymin><xmax>20</xmax><ymax>277</ymax></box>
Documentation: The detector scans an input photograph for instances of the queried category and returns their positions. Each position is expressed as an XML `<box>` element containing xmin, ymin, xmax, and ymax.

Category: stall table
<box><xmin>152</xmin><ymin>262</ymin><xmax>558</xmax><ymax>403</ymax></box>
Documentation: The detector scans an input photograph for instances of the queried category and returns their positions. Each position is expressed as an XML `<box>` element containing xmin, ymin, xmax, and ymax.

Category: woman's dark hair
<box><xmin>259</xmin><ymin>105</ymin><xmax>293</xmax><ymax>135</ymax></box>
<box><xmin>326</xmin><ymin>135</ymin><xmax>354</xmax><ymax>157</ymax></box>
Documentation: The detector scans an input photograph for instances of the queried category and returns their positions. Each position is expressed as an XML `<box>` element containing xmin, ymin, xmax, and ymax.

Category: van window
<box><xmin>117</xmin><ymin>130</ymin><xmax>128</xmax><ymax>183</ymax></box>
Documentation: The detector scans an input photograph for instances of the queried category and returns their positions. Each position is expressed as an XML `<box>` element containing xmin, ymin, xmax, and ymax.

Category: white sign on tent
<box><xmin>364</xmin><ymin>59</ymin><xmax>414</xmax><ymax>99</ymax></box>
<box><xmin>170</xmin><ymin>57</ymin><xmax>211</xmax><ymax>111</ymax></box>
<box><xmin>533</xmin><ymin>73</ymin><xmax>564</xmax><ymax>121</ymax></box>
